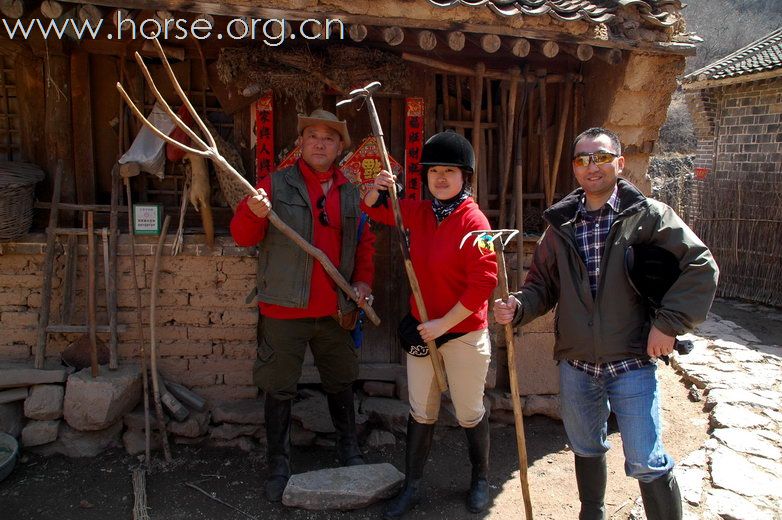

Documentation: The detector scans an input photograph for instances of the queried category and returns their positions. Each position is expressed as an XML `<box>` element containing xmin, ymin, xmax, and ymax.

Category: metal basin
<box><xmin>0</xmin><ymin>432</ymin><xmax>19</xmax><ymax>481</ymax></box>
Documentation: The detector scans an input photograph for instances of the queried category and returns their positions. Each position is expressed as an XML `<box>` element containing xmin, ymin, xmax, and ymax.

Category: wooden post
<box><xmin>0</xmin><ymin>0</ymin><xmax>23</xmax><ymax>18</ymax></box>
<box><xmin>447</xmin><ymin>31</ymin><xmax>465</xmax><ymax>51</ymax></box>
<box><xmin>499</xmin><ymin>68</ymin><xmax>521</xmax><ymax>229</ymax></box>
<box><xmin>511</xmin><ymin>38</ymin><xmax>531</xmax><ymax>58</ymax></box>
<box><xmin>382</xmin><ymin>26</ymin><xmax>405</xmax><ymax>46</ymax></box>
<box><xmin>596</xmin><ymin>48</ymin><xmax>623</xmax><ymax>65</ymax></box>
<box><xmin>417</xmin><ymin>30</ymin><xmax>437</xmax><ymax>51</ymax></box>
<box><xmin>480</xmin><ymin>34</ymin><xmax>501</xmax><ymax>54</ymax></box>
<box><xmin>87</xmin><ymin>212</ymin><xmax>99</xmax><ymax>377</ymax></box>
<box><xmin>41</xmin><ymin>0</ymin><xmax>64</xmax><ymax>19</ymax></box>
<box><xmin>71</xmin><ymin>50</ymin><xmax>95</xmax><ymax>204</ymax></box>
<box><xmin>472</xmin><ymin>63</ymin><xmax>485</xmax><ymax>206</ymax></box>
<box><xmin>549</xmin><ymin>75</ymin><xmax>574</xmax><ymax>205</ymax></box>
<box><xmin>538</xmin><ymin>40</ymin><xmax>559</xmax><ymax>59</ymax></box>
<box><xmin>348</xmin><ymin>24</ymin><xmax>367</xmax><ymax>42</ymax></box>
<box><xmin>537</xmin><ymin>69</ymin><xmax>552</xmax><ymax>206</ymax></box>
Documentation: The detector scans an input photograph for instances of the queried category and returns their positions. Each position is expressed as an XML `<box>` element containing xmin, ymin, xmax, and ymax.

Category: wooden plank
<box><xmin>44</xmin><ymin>51</ymin><xmax>76</xmax><ymax>213</ymax></box>
<box><xmin>472</xmin><ymin>63</ymin><xmax>485</xmax><ymax>207</ymax></box>
<box><xmin>0</xmin><ymin>367</ymin><xmax>69</xmax><ymax>389</ymax></box>
<box><xmin>14</xmin><ymin>53</ymin><xmax>46</xmax><ymax>168</ymax></box>
<box><xmin>70</xmin><ymin>49</ymin><xmax>95</xmax><ymax>204</ymax></box>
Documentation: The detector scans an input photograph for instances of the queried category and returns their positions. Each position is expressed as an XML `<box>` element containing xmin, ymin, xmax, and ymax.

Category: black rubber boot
<box><xmin>639</xmin><ymin>471</ymin><xmax>683</xmax><ymax>520</ymax></box>
<box><xmin>327</xmin><ymin>387</ymin><xmax>364</xmax><ymax>466</ymax></box>
<box><xmin>464</xmin><ymin>413</ymin><xmax>491</xmax><ymax>513</ymax></box>
<box><xmin>575</xmin><ymin>454</ymin><xmax>607</xmax><ymax>520</ymax></box>
<box><xmin>383</xmin><ymin>416</ymin><xmax>435</xmax><ymax>519</ymax></box>
<box><xmin>264</xmin><ymin>394</ymin><xmax>292</xmax><ymax>502</ymax></box>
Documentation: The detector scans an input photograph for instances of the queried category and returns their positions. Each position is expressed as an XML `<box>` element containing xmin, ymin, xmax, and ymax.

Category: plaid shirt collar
<box><xmin>576</xmin><ymin>184</ymin><xmax>621</xmax><ymax>217</ymax></box>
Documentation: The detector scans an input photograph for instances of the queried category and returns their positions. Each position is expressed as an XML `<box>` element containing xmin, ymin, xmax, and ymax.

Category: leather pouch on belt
<box><xmin>333</xmin><ymin>309</ymin><xmax>360</xmax><ymax>330</ymax></box>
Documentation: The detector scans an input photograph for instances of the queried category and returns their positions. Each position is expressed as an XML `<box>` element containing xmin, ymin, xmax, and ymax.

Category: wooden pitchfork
<box><xmin>337</xmin><ymin>82</ymin><xmax>448</xmax><ymax>392</ymax></box>
<box><xmin>114</xmin><ymin>38</ymin><xmax>380</xmax><ymax>327</ymax></box>
<box><xmin>460</xmin><ymin>228</ymin><xmax>533</xmax><ymax>519</ymax></box>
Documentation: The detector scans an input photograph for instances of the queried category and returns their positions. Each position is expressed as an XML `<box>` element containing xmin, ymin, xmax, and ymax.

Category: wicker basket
<box><xmin>0</xmin><ymin>161</ymin><xmax>45</xmax><ymax>242</ymax></box>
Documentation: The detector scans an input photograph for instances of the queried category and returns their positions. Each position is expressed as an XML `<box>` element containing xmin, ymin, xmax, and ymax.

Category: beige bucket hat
<box><xmin>296</xmin><ymin>109</ymin><xmax>351</xmax><ymax>148</ymax></box>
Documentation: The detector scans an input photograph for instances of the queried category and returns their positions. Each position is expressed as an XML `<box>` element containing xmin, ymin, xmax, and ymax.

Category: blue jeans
<box><xmin>559</xmin><ymin>361</ymin><xmax>674</xmax><ymax>483</ymax></box>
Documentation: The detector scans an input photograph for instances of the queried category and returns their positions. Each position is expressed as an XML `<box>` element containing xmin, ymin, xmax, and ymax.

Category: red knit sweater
<box><xmin>231</xmin><ymin>159</ymin><xmax>375</xmax><ymax>319</ymax></box>
<box><xmin>361</xmin><ymin>197</ymin><xmax>497</xmax><ymax>333</ymax></box>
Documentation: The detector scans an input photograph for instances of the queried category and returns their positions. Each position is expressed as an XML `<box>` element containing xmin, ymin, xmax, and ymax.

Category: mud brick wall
<box><xmin>0</xmin><ymin>235</ymin><xmax>261</xmax><ymax>403</ymax></box>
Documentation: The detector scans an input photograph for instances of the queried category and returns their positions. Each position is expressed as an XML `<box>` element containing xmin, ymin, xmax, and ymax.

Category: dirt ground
<box><xmin>1</xmin><ymin>298</ymin><xmax>778</xmax><ymax>520</ymax></box>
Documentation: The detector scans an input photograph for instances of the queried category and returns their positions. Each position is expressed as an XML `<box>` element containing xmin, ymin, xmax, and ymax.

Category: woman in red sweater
<box><xmin>361</xmin><ymin>131</ymin><xmax>497</xmax><ymax>518</ymax></box>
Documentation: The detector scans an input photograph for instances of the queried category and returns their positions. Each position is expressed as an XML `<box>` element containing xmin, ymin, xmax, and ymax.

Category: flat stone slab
<box><xmin>713</xmin><ymin>428</ymin><xmax>782</xmax><ymax>460</ymax></box>
<box><xmin>282</xmin><ymin>463</ymin><xmax>403</xmax><ymax>510</ymax></box>
<box><xmin>32</xmin><ymin>421</ymin><xmax>122</xmax><ymax>458</ymax></box>
<box><xmin>21</xmin><ymin>419</ymin><xmax>60</xmax><ymax>447</ymax></box>
<box><xmin>0</xmin><ymin>388</ymin><xmax>28</xmax><ymax>404</ymax></box>
<box><xmin>0</xmin><ymin>365</ymin><xmax>69</xmax><ymax>389</ymax></box>
<box><xmin>710</xmin><ymin>403</ymin><xmax>771</xmax><ymax>429</ymax></box>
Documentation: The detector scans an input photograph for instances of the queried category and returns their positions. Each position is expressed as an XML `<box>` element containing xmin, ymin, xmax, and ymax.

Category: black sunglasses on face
<box><xmin>317</xmin><ymin>195</ymin><xmax>329</xmax><ymax>226</ymax></box>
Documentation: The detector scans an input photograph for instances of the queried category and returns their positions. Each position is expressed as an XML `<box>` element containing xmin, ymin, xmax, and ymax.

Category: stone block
<box><xmin>282</xmin><ymin>463</ymin><xmax>404</xmax><ymax>510</ymax></box>
<box><xmin>366</xmin><ymin>429</ymin><xmax>396</xmax><ymax>448</ymax></box>
<box><xmin>292</xmin><ymin>393</ymin><xmax>334</xmax><ymax>434</ymax></box>
<box><xmin>211</xmin><ymin>398</ymin><xmax>264</xmax><ymax>424</ymax></box>
<box><xmin>361</xmin><ymin>398</ymin><xmax>410</xmax><ymax>435</ymax></box>
<box><xmin>0</xmin><ymin>401</ymin><xmax>23</xmax><ymax>437</ymax></box>
<box><xmin>210</xmin><ymin>423</ymin><xmax>260</xmax><ymax>441</ymax></box>
<box><xmin>291</xmin><ymin>422</ymin><xmax>316</xmax><ymax>447</ymax></box>
<box><xmin>21</xmin><ymin>419</ymin><xmax>60</xmax><ymax>447</ymax></box>
<box><xmin>63</xmin><ymin>365</ymin><xmax>142</xmax><ymax>431</ymax></box>
<box><xmin>167</xmin><ymin>411</ymin><xmax>210</xmax><ymax>438</ymax></box>
<box><xmin>0</xmin><ymin>364</ymin><xmax>69</xmax><ymax>389</ymax></box>
<box><xmin>523</xmin><ymin>394</ymin><xmax>561</xmax><ymax>420</ymax></box>
<box><xmin>513</xmin><ymin>333</ymin><xmax>559</xmax><ymax>396</ymax></box>
<box><xmin>24</xmin><ymin>384</ymin><xmax>64</xmax><ymax>420</ymax></box>
<box><xmin>206</xmin><ymin>436</ymin><xmax>257</xmax><ymax>452</ymax></box>
<box><xmin>32</xmin><ymin>420</ymin><xmax>122</xmax><ymax>457</ymax></box>
<box><xmin>0</xmin><ymin>387</ymin><xmax>28</xmax><ymax>404</ymax></box>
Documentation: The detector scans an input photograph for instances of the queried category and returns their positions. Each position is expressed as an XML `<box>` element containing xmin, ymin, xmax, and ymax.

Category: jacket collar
<box><xmin>544</xmin><ymin>178</ymin><xmax>647</xmax><ymax>229</ymax></box>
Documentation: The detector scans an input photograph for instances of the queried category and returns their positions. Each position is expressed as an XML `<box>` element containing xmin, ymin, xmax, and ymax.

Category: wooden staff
<box><xmin>537</xmin><ymin>70</ymin><xmax>552</xmax><ymax>207</ymax></box>
<box><xmin>472</xmin><ymin>63</ymin><xmax>485</xmax><ymax>206</ymax></box>
<box><xmin>150</xmin><ymin>215</ymin><xmax>172</xmax><ymax>463</ymax></box>
<box><xmin>337</xmin><ymin>82</ymin><xmax>448</xmax><ymax>392</ymax></box>
<box><xmin>549</xmin><ymin>75</ymin><xmax>574</xmax><ymax>204</ymax></box>
<box><xmin>461</xmin><ymin>230</ymin><xmax>533</xmax><ymax>518</ymax></box>
<box><xmin>87</xmin><ymin>211</ymin><xmax>99</xmax><ymax>378</ymax></box>
<box><xmin>499</xmin><ymin>68</ymin><xmax>521</xmax><ymax>229</ymax></box>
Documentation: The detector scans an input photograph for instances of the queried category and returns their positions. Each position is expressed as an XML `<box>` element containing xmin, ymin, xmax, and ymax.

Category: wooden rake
<box><xmin>460</xmin><ymin>228</ymin><xmax>533</xmax><ymax>519</ymax></box>
<box><xmin>337</xmin><ymin>81</ymin><xmax>448</xmax><ymax>392</ymax></box>
<box><xmin>114</xmin><ymin>38</ymin><xmax>380</xmax><ymax>327</ymax></box>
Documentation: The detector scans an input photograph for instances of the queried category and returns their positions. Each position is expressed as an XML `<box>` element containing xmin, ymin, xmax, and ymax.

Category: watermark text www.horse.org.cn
<box><xmin>2</xmin><ymin>15</ymin><xmax>346</xmax><ymax>46</ymax></box>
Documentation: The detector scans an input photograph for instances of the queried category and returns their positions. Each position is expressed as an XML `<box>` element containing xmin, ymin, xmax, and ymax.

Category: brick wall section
<box><xmin>687</xmin><ymin>78</ymin><xmax>782</xmax><ymax>306</ymax></box>
<box><xmin>0</xmin><ymin>235</ymin><xmax>261</xmax><ymax>402</ymax></box>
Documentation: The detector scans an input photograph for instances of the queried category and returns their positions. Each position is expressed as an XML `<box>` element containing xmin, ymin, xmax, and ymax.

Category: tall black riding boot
<box><xmin>575</xmin><ymin>454</ymin><xmax>607</xmax><ymax>520</ymax></box>
<box><xmin>464</xmin><ymin>413</ymin><xmax>491</xmax><ymax>513</ymax></box>
<box><xmin>639</xmin><ymin>471</ymin><xmax>682</xmax><ymax>520</ymax></box>
<box><xmin>383</xmin><ymin>416</ymin><xmax>435</xmax><ymax>520</ymax></box>
<box><xmin>264</xmin><ymin>394</ymin><xmax>292</xmax><ymax>502</ymax></box>
<box><xmin>327</xmin><ymin>387</ymin><xmax>364</xmax><ymax>466</ymax></box>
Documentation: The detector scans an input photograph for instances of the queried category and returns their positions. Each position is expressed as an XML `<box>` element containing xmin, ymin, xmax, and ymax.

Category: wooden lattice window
<box><xmin>0</xmin><ymin>55</ymin><xmax>20</xmax><ymax>161</ymax></box>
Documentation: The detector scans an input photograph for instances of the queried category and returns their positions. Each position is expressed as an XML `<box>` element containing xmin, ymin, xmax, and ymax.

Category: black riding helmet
<box><xmin>419</xmin><ymin>131</ymin><xmax>475</xmax><ymax>178</ymax></box>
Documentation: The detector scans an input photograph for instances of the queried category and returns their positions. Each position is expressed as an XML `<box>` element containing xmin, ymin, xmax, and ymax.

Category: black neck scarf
<box><xmin>431</xmin><ymin>188</ymin><xmax>469</xmax><ymax>223</ymax></box>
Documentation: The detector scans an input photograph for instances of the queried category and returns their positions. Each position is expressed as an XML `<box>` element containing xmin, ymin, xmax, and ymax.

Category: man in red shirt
<box><xmin>231</xmin><ymin>109</ymin><xmax>375</xmax><ymax>502</ymax></box>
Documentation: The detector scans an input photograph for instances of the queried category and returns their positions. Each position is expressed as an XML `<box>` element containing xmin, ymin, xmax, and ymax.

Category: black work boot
<box><xmin>327</xmin><ymin>387</ymin><xmax>364</xmax><ymax>466</ymax></box>
<box><xmin>639</xmin><ymin>471</ymin><xmax>683</xmax><ymax>520</ymax></box>
<box><xmin>464</xmin><ymin>413</ymin><xmax>491</xmax><ymax>513</ymax></box>
<box><xmin>264</xmin><ymin>394</ymin><xmax>292</xmax><ymax>502</ymax></box>
<box><xmin>383</xmin><ymin>416</ymin><xmax>435</xmax><ymax>519</ymax></box>
<box><xmin>575</xmin><ymin>454</ymin><xmax>607</xmax><ymax>520</ymax></box>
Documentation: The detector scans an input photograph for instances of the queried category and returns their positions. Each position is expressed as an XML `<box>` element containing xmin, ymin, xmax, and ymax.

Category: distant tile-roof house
<box><xmin>683</xmin><ymin>28</ymin><xmax>782</xmax><ymax>307</ymax></box>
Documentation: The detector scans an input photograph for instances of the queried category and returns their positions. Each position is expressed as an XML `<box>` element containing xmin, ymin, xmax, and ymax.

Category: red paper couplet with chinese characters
<box><xmin>340</xmin><ymin>136</ymin><xmax>404</xmax><ymax>198</ymax></box>
<box><xmin>277</xmin><ymin>145</ymin><xmax>301</xmax><ymax>170</ymax></box>
<box><xmin>404</xmin><ymin>97</ymin><xmax>425</xmax><ymax>200</ymax></box>
<box><xmin>255</xmin><ymin>91</ymin><xmax>275</xmax><ymax>182</ymax></box>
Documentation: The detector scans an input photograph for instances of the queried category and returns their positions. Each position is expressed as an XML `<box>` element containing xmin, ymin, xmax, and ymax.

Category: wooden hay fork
<box><xmin>114</xmin><ymin>38</ymin><xmax>380</xmax><ymax>327</ymax></box>
<box><xmin>337</xmin><ymin>81</ymin><xmax>448</xmax><ymax>392</ymax></box>
<box><xmin>460</xmin><ymin>228</ymin><xmax>533</xmax><ymax>519</ymax></box>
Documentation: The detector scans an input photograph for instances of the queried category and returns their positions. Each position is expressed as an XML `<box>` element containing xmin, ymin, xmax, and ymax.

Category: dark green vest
<box><xmin>256</xmin><ymin>164</ymin><xmax>360</xmax><ymax>314</ymax></box>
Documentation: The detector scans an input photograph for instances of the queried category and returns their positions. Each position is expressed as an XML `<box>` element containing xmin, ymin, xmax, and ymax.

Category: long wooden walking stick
<box><xmin>337</xmin><ymin>82</ymin><xmax>448</xmax><ymax>392</ymax></box>
<box><xmin>461</xmin><ymin>229</ymin><xmax>533</xmax><ymax>519</ymax></box>
<box><xmin>114</xmin><ymin>38</ymin><xmax>380</xmax><ymax>327</ymax></box>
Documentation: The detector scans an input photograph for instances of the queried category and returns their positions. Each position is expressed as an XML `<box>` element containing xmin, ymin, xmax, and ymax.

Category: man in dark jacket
<box><xmin>494</xmin><ymin>127</ymin><xmax>718</xmax><ymax>520</ymax></box>
<box><xmin>230</xmin><ymin>109</ymin><xmax>375</xmax><ymax>502</ymax></box>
